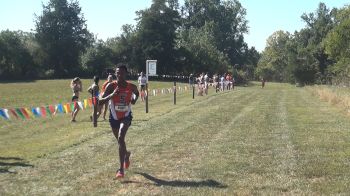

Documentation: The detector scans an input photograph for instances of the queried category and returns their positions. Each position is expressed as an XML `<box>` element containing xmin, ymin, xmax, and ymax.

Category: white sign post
<box><xmin>145</xmin><ymin>60</ymin><xmax>157</xmax><ymax>113</ymax></box>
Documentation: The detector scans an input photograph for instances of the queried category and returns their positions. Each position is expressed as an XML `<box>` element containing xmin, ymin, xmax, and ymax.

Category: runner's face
<box><xmin>116</xmin><ymin>68</ymin><xmax>126</xmax><ymax>82</ymax></box>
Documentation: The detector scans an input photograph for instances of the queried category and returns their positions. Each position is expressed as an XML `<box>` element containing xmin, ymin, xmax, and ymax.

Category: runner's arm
<box><xmin>130</xmin><ymin>84</ymin><xmax>139</xmax><ymax>105</ymax></box>
<box><xmin>98</xmin><ymin>83</ymin><xmax>117</xmax><ymax>106</ymax></box>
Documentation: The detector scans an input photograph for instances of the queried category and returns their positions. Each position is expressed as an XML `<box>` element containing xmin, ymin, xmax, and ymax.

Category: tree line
<box><xmin>256</xmin><ymin>3</ymin><xmax>350</xmax><ymax>86</ymax></box>
<box><xmin>0</xmin><ymin>0</ymin><xmax>259</xmax><ymax>82</ymax></box>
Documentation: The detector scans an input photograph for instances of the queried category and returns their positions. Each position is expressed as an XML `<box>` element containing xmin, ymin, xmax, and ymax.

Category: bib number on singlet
<box><xmin>115</xmin><ymin>104</ymin><xmax>128</xmax><ymax>112</ymax></box>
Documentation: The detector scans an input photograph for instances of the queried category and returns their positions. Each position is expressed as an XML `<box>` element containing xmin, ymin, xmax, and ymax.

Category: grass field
<box><xmin>1</xmin><ymin>80</ymin><xmax>350</xmax><ymax>195</ymax></box>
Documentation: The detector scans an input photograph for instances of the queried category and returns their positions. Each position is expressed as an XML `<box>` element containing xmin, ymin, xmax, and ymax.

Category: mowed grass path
<box><xmin>1</xmin><ymin>81</ymin><xmax>350</xmax><ymax>195</ymax></box>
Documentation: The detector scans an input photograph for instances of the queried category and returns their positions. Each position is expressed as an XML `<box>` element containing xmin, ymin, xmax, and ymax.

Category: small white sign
<box><xmin>146</xmin><ymin>60</ymin><xmax>157</xmax><ymax>76</ymax></box>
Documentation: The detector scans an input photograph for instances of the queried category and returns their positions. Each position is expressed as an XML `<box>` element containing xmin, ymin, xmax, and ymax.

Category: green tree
<box><xmin>81</xmin><ymin>40</ymin><xmax>114</xmax><ymax>76</ymax></box>
<box><xmin>300</xmin><ymin>3</ymin><xmax>336</xmax><ymax>80</ymax></box>
<box><xmin>178</xmin><ymin>22</ymin><xmax>230</xmax><ymax>74</ymax></box>
<box><xmin>135</xmin><ymin>0</ymin><xmax>181</xmax><ymax>74</ymax></box>
<box><xmin>324</xmin><ymin>5</ymin><xmax>350</xmax><ymax>85</ymax></box>
<box><xmin>105</xmin><ymin>24</ymin><xmax>142</xmax><ymax>73</ymax></box>
<box><xmin>0</xmin><ymin>30</ymin><xmax>36</xmax><ymax>79</ymax></box>
<box><xmin>256</xmin><ymin>31</ymin><xmax>291</xmax><ymax>82</ymax></box>
<box><xmin>35</xmin><ymin>0</ymin><xmax>93</xmax><ymax>77</ymax></box>
<box><xmin>182</xmin><ymin>0</ymin><xmax>248</xmax><ymax>66</ymax></box>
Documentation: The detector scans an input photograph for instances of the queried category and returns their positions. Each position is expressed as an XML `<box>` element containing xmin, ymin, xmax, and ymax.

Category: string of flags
<box><xmin>0</xmin><ymin>85</ymin><xmax>189</xmax><ymax>120</ymax></box>
<box><xmin>0</xmin><ymin>97</ymin><xmax>96</xmax><ymax>121</ymax></box>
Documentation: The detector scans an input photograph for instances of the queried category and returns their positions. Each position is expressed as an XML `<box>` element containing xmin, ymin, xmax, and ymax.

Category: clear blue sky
<box><xmin>0</xmin><ymin>0</ymin><xmax>349</xmax><ymax>52</ymax></box>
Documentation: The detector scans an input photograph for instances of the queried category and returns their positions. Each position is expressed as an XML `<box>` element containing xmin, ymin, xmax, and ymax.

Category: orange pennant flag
<box><xmin>66</xmin><ymin>103</ymin><xmax>72</xmax><ymax>113</ymax></box>
<box><xmin>88</xmin><ymin>98</ymin><xmax>92</xmax><ymax>107</ymax></box>
<box><xmin>20</xmin><ymin>108</ymin><xmax>30</xmax><ymax>119</ymax></box>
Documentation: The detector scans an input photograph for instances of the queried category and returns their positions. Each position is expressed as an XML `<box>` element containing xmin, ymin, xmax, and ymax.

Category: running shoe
<box><xmin>116</xmin><ymin>169</ymin><xmax>124</xmax><ymax>178</ymax></box>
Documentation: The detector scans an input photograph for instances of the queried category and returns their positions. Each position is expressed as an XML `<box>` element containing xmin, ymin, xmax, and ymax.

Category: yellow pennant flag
<box><xmin>25</xmin><ymin>108</ymin><xmax>34</xmax><ymax>118</ymax></box>
<box><xmin>63</xmin><ymin>104</ymin><xmax>68</xmax><ymax>113</ymax></box>
<box><xmin>84</xmin><ymin>99</ymin><xmax>88</xmax><ymax>108</ymax></box>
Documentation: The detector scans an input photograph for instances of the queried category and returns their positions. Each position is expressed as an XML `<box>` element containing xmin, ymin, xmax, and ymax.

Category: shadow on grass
<box><xmin>0</xmin><ymin>157</ymin><xmax>34</xmax><ymax>174</ymax></box>
<box><xmin>135</xmin><ymin>172</ymin><xmax>227</xmax><ymax>188</ymax></box>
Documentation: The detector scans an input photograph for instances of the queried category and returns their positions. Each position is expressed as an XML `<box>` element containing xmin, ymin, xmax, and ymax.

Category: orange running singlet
<box><xmin>109</xmin><ymin>81</ymin><xmax>133</xmax><ymax>120</ymax></box>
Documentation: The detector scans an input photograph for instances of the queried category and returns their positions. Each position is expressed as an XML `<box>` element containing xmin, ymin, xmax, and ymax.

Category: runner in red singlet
<box><xmin>99</xmin><ymin>64</ymin><xmax>139</xmax><ymax>179</ymax></box>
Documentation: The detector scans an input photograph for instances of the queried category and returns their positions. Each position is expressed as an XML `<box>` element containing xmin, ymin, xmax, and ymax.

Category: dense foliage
<box><xmin>0</xmin><ymin>0</ymin><xmax>258</xmax><ymax>80</ymax></box>
<box><xmin>1</xmin><ymin>0</ymin><xmax>349</xmax><ymax>85</ymax></box>
<box><xmin>257</xmin><ymin>3</ymin><xmax>350</xmax><ymax>86</ymax></box>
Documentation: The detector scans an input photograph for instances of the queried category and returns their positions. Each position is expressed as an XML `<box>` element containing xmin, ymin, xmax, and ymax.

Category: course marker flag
<box><xmin>71</xmin><ymin>102</ymin><xmax>75</xmax><ymax>111</ymax></box>
<box><xmin>78</xmin><ymin>101</ymin><xmax>84</xmax><ymax>110</ymax></box>
<box><xmin>57</xmin><ymin>104</ymin><xmax>64</xmax><ymax>114</ymax></box>
<box><xmin>16</xmin><ymin>108</ymin><xmax>25</xmax><ymax>119</ymax></box>
<box><xmin>32</xmin><ymin>108</ymin><xmax>40</xmax><ymax>117</ymax></box>
<box><xmin>36</xmin><ymin>107</ymin><xmax>41</xmax><ymax>117</ymax></box>
<box><xmin>84</xmin><ymin>99</ymin><xmax>88</xmax><ymax>108</ymax></box>
<box><xmin>46</xmin><ymin>106</ymin><xmax>52</xmax><ymax>116</ymax></box>
<box><xmin>0</xmin><ymin>109</ymin><xmax>8</xmax><ymax>120</ymax></box>
<box><xmin>66</xmin><ymin>103</ymin><xmax>72</xmax><ymax>113</ymax></box>
<box><xmin>49</xmin><ymin>105</ymin><xmax>55</xmax><ymax>114</ymax></box>
<box><xmin>25</xmin><ymin>108</ymin><xmax>34</xmax><ymax>118</ymax></box>
<box><xmin>21</xmin><ymin>108</ymin><xmax>30</xmax><ymax>119</ymax></box>
<box><xmin>41</xmin><ymin>107</ymin><xmax>47</xmax><ymax>118</ymax></box>
<box><xmin>9</xmin><ymin>109</ymin><xmax>19</xmax><ymax>119</ymax></box>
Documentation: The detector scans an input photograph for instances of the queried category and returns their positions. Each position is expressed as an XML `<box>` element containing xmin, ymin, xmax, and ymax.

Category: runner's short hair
<box><xmin>116</xmin><ymin>63</ymin><xmax>128</xmax><ymax>73</ymax></box>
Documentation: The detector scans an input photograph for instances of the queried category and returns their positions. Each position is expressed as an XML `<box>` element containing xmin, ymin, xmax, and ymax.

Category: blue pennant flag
<box><xmin>0</xmin><ymin>109</ymin><xmax>9</xmax><ymax>120</ymax></box>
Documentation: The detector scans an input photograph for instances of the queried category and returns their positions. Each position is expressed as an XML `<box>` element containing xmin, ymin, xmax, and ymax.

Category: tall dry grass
<box><xmin>308</xmin><ymin>85</ymin><xmax>350</xmax><ymax>114</ymax></box>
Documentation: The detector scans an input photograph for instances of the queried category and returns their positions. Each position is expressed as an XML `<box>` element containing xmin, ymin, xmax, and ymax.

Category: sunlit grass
<box><xmin>1</xmin><ymin>81</ymin><xmax>350</xmax><ymax>195</ymax></box>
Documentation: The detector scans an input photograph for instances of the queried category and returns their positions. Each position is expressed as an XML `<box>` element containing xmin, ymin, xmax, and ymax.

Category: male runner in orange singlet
<box><xmin>99</xmin><ymin>64</ymin><xmax>139</xmax><ymax>178</ymax></box>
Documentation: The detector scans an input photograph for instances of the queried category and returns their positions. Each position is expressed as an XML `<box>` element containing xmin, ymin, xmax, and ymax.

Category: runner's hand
<box><xmin>111</xmin><ymin>86</ymin><xmax>119</xmax><ymax>97</ymax></box>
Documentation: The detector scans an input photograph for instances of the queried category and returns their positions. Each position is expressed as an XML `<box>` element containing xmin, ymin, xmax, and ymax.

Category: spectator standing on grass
<box><xmin>88</xmin><ymin>76</ymin><xmax>100</xmax><ymax>120</ymax></box>
<box><xmin>204</xmin><ymin>73</ymin><xmax>209</xmax><ymax>95</ymax></box>
<box><xmin>213</xmin><ymin>74</ymin><xmax>219</xmax><ymax>92</ymax></box>
<box><xmin>189</xmin><ymin>73</ymin><xmax>195</xmax><ymax>86</ymax></box>
<box><xmin>226</xmin><ymin>73</ymin><xmax>231</xmax><ymax>90</ymax></box>
<box><xmin>99</xmin><ymin>64</ymin><xmax>139</xmax><ymax>178</ymax></box>
<box><xmin>138</xmin><ymin>72</ymin><xmax>147</xmax><ymax>101</ymax></box>
<box><xmin>220</xmin><ymin>74</ymin><xmax>225</xmax><ymax>91</ymax></box>
<box><xmin>70</xmin><ymin>77</ymin><xmax>82</xmax><ymax>122</ymax></box>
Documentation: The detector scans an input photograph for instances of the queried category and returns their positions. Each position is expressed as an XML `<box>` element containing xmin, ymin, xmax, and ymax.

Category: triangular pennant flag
<box><xmin>84</xmin><ymin>99</ymin><xmax>88</xmax><ymax>109</ymax></box>
<box><xmin>49</xmin><ymin>105</ymin><xmax>55</xmax><ymax>114</ymax></box>
<box><xmin>16</xmin><ymin>108</ymin><xmax>25</xmax><ymax>119</ymax></box>
<box><xmin>88</xmin><ymin>98</ymin><xmax>92</xmax><ymax>107</ymax></box>
<box><xmin>0</xmin><ymin>109</ymin><xmax>9</xmax><ymax>120</ymax></box>
<box><xmin>68</xmin><ymin>103</ymin><xmax>72</xmax><ymax>113</ymax></box>
<box><xmin>77</xmin><ymin>101</ymin><xmax>84</xmax><ymax>110</ymax></box>
<box><xmin>20</xmin><ymin>108</ymin><xmax>30</xmax><ymax>119</ymax></box>
<box><xmin>71</xmin><ymin>102</ymin><xmax>75</xmax><ymax>111</ymax></box>
<box><xmin>36</xmin><ymin>107</ymin><xmax>41</xmax><ymax>116</ymax></box>
<box><xmin>9</xmin><ymin>109</ymin><xmax>19</xmax><ymax>119</ymax></box>
<box><xmin>25</xmin><ymin>108</ymin><xmax>34</xmax><ymax>118</ymax></box>
<box><xmin>57</xmin><ymin>104</ymin><xmax>64</xmax><ymax>114</ymax></box>
<box><xmin>46</xmin><ymin>106</ymin><xmax>52</xmax><ymax>116</ymax></box>
<box><xmin>31</xmin><ymin>108</ymin><xmax>40</xmax><ymax>117</ymax></box>
<box><xmin>41</xmin><ymin>107</ymin><xmax>47</xmax><ymax>118</ymax></box>
<box><xmin>65</xmin><ymin>103</ymin><xmax>71</xmax><ymax>113</ymax></box>
<box><xmin>53</xmin><ymin>105</ymin><xmax>58</xmax><ymax>115</ymax></box>
<box><xmin>3</xmin><ymin>109</ymin><xmax>10</xmax><ymax>119</ymax></box>
<box><xmin>63</xmin><ymin>104</ymin><xmax>68</xmax><ymax>113</ymax></box>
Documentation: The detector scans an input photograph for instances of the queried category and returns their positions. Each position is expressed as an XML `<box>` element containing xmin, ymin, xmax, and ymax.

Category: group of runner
<box><xmin>190</xmin><ymin>73</ymin><xmax>235</xmax><ymax>96</ymax></box>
